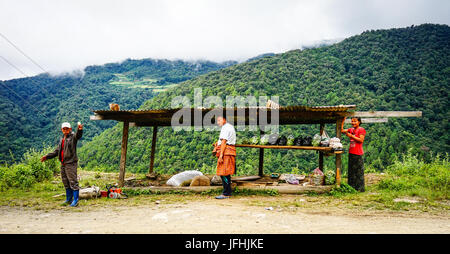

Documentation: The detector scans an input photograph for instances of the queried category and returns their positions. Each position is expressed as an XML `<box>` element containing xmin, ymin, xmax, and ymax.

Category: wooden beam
<box><xmin>335</xmin><ymin>119</ymin><xmax>342</xmax><ymax>187</ymax></box>
<box><xmin>352</xmin><ymin>111</ymin><xmax>422</xmax><ymax>117</ymax></box>
<box><xmin>319</xmin><ymin>123</ymin><xmax>324</xmax><ymax>171</ymax></box>
<box><xmin>236</xmin><ymin>144</ymin><xmax>334</xmax><ymax>151</ymax></box>
<box><xmin>258</xmin><ymin>130</ymin><xmax>264</xmax><ymax>177</ymax></box>
<box><xmin>149</xmin><ymin>126</ymin><xmax>158</xmax><ymax>174</ymax></box>
<box><xmin>258</xmin><ymin>148</ymin><xmax>264</xmax><ymax>177</ymax></box>
<box><xmin>344</xmin><ymin>118</ymin><xmax>388</xmax><ymax>123</ymax></box>
<box><xmin>89</xmin><ymin>114</ymin><xmax>103</xmax><ymax>120</ymax></box>
<box><xmin>118</xmin><ymin>121</ymin><xmax>129</xmax><ymax>187</ymax></box>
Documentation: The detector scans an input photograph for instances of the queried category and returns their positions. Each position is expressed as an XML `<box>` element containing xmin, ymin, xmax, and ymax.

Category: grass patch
<box><xmin>124</xmin><ymin>186</ymin><xmax>279</xmax><ymax>197</ymax></box>
<box><xmin>328</xmin><ymin>182</ymin><xmax>358</xmax><ymax>197</ymax></box>
<box><xmin>1</xmin><ymin>151</ymin><xmax>448</xmax><ymax>214</ymax></box>
<box><xmin>377</xmin><ymin>152</ymin><xmax>449</xmax><ymax>201</ymax></box>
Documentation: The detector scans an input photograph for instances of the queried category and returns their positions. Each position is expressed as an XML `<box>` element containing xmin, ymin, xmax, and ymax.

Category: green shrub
<box><xmin>0</xmin><ymin>147</ymin><xmax>59</xmax><ymax>190</ymax></box>
<box><xmin>378</xmin><ymin>152</ymin><xmax>449</xmax><ymax>199</ymax></box>
<box><xmin>324</xmin><ymin>170</ymin><xmax>336</xmax><ymax>185</ymax></box>
<box><xmin>0</xmin><ymin>164</ymin><xmax>34</xmax><ymax>190</ymax></box>
<box><xmin>11</xmin><ymin>164</ymin><xmax>35</xmax><ymax>188</ymax></box>
<box><xmin>0</xmin><ymin>165</ymin><xmax>15</xmax><ymax>190</ymax></box>
<box><xmin>22</xmin><ymin>148</ymin><xmax>58</xmax><ymax>182</ymax></box>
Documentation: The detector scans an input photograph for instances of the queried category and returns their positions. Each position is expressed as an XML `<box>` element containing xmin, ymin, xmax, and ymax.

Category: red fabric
<box><xmin>61</xmin><ymin>138</ymin><xmax>65</xmax><ymax>163</ymax></box>
<box><xmin>347</xmin><ymin>127</ymin><xmax>366</xmax><ymax>155</ymax></box>
<box><xmin>216</xmin><ymin>145</ymin><xmax>236</xmax><ymax>176</ymax></box>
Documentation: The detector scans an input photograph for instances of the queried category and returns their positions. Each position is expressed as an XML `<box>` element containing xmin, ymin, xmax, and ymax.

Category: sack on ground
<box><xmin>79</xmin><ymin>185</ymin><xmax>100</xmax><ymax>199</ymax></box>
<box><xmin>166</xmin><ymin>170</ymin><xmax>204</xmax><ymax>187</ymax></box>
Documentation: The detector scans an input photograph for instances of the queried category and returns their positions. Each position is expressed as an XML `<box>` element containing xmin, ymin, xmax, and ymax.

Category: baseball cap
<box><xmin>61</xmin><ymin>122</ymin><xmax>71</xmax><ymax>129</ymax></box>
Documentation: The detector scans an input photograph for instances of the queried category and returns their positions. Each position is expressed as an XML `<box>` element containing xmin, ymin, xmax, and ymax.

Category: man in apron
<box><xmin>213</xmin><ymin>116</ymin><xmax>236</xmax><ymax>199</ymax></box>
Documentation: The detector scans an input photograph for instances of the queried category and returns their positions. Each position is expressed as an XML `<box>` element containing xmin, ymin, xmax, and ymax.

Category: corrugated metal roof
<box><xmin>91</xmin><ymin>104</ymin><xmax>356</xmax><ymax>126</ymax></box>
<box><xmin>93</xmin><ymin>104</ymin><xmax>356</xmax><ymax>113</ymax></box>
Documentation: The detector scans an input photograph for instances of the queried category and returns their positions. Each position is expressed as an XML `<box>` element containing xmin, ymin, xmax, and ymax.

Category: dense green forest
<box><xmin>0</xmin><ymin>59</ymin><xmax>236</xmax><ymax>163</ymax></box>
<box><xmin>78</xmin><ymin>24</ymin><xmax>450</xmax><ymax>176</ymax></box>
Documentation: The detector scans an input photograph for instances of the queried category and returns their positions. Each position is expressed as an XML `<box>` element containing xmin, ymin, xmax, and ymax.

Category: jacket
<box><xmin>45</xmin><ymin>129</ymin><xmax>83</xmax><ymax>164</ymax></box>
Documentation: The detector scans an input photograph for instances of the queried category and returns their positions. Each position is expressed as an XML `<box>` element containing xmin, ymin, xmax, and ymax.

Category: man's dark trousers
<box><xmin>221</xmin><ymin>175</ymin><xmax>232</xmax><ymax>196</ymax></box>
<box><xmin>61</xmin><ymin>162</ymin><xmax>79</xmax><ymax>191</ymax></box>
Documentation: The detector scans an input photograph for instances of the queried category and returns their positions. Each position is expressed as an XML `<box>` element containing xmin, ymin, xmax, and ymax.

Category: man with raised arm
<box><xmin>41</xmin><ymin>122</ymin><xmax>83</xmax><ymax>206</ymax></box>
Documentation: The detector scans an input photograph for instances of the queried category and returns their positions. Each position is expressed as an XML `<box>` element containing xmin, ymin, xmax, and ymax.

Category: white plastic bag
<box><xmin>320</xmin><ymin>130</ymin><xmax>330</xmax><ymax>146</ymax></box>
<box><xmin>286</xmin><ymin>175</ymin><xmax>299</xmax><ymax>185</ymax></box>
<box><xmin>329</xmin><ymin>137</ymin><xmax>343</xmax><ymax>149</ymax></box>
<box><xmin>166</xmin><ymin>170</ymin><xmax>204</xmax><ymax>187</ymax></box>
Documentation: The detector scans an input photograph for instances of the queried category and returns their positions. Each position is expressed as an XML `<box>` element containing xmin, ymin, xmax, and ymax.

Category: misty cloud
<box><xmin>0</xmin><ymin>0</ymin><xmax>449</xmax><ymax>80</ymax></box>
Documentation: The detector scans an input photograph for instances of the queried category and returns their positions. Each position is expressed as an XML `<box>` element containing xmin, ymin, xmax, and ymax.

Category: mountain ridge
<box><xmin>78</xmin><ymin>24</ymin><xmax>449</xmax><ymax>175</ymax></box>
<box><xmin>0</xmin><ymin>58</ymin><xmax>236</xmax><ymax>163</ymax></box>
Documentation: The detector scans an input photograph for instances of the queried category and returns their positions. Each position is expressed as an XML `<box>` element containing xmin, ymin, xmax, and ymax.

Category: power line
<box><xmin>0</xmin><ymin>32</ymin><xmax>47</xmax><ymax>73</ymax></box>
<box><xmin>0</xmin><ymin>32</ymin><xmax>52</xmax><ymax>101</ymax></box>
<box><xmin>0</xmin><ymin>32</ymin><xmax>77</xmax><ymax>126</ymax></box>
<box><xmin>0</xmin><ymin>55</ymin><xmax>53</xmax><ymax>120</ymax></box>
<box><xmin>0</xmin><ymin>55</ymin><xmax>29</xmax><ymax>77</ymax></box>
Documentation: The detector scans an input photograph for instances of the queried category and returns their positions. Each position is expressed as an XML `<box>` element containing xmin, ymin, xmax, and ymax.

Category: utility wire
<box><xmin>0</xmin><ymin>32</ymin><xmax>47</xmax><ymax>73</ymax></box>
<box><xmin>0</xmin><ymin>55</ymin><xmax>28</xmax><ymax>77</ymax></box>
<box><xmin>0</xmin><ymin>55</ymin><xmax>52</xmax><ymax>120</ymax></box>
<box><xmin>0</xmin><ymin>32</ymin><xmax>78</xmax><ymax>127</ymax></box>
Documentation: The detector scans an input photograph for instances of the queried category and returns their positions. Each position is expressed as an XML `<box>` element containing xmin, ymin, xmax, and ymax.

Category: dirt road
<box><xmin>0</xmin><ymin>196</ymin><xmax>448</xmax><ymax>234</ymax></box>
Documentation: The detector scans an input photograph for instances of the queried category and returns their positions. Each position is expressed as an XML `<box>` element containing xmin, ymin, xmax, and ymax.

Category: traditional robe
<box><xmin>213</xmin><ymin>122</ymin><xmax>236</xmax><ymax>176</ymax></box>
<box><xmin>214</xmin><ymin>144</ymin><xmax>236</xmax><ymax>176</ymax></box>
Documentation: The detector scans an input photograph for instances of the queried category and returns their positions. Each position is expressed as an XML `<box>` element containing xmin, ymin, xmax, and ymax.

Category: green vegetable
<box><xmin>287</xmin><ymin>135</ymin><xmax>295</xmax><ymax>146</ymax></box>
<box><xmin>312</xmin><ymin>134</ymin><xmax>321</xmax><ymax>147</ymax></box>
<box><xmin>250</xmin><ymin>136</ymin><xmax>259</xmax><ymax>145</ymax></box>
<box><xmin>260</xmin><ymin>134</ymin><xmax>270</xmax><ymax>145</ymax></box>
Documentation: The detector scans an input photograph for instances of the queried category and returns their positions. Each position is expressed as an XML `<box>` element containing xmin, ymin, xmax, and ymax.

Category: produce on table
<box><xmin>277</xmin><ymin>135</ymin><xmax>287</xmax><ymax>146</ymax></box>
<box><xmin>287</xmin><ymin>135</ymin><xmax>295</xmax><ymax>146</ymax></box>
<box><xmin>294</xmin><ymin>137</ymin><xmax>303</xmax><ymax>146</ymax></box>
<box><xmin>260</xmin><ymin>134</ymin><xmax>270</xmax><ymax>145</ymax></box>
<box><xmin>304</xmin><ymin>136</ymin><xmax>312</xmax><ymax>146</ymax></box>
<box><xmin>312</xmin><ymin>134</ymin><xmax>321</xmax><ymax>147</ymax></box>
<box><xmin>250</xmin><ymin>136</ymin><xmax>259</xmax><ymax>145</ymax></box>
<box><xmin>268</xmin><ymin>133</ymin><xmax>279</xmax><ymax>145</ymax></box>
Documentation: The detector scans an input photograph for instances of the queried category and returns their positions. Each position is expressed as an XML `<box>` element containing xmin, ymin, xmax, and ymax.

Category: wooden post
<box><xmin>149</xmin><ymin>126</ymin><xmax>158</xmax><ymax>174</ymax></box>
<box><xmin>118</xmin><ymin>121</ymin><xmax>129</xmax><ymax>187</ymax></box>
<box><xmin>319</xmin><ymin>123</ymin><xmax>324</xmax><ymax>171</ymax></box>
<box><xmin>335</xmin><ymin>119</ymin><xmax>342</xmax><ymax>187</ymax></box>
<box><xmin>258</xmin><ymin>130</ymin><xmax>264</xmax><ymax>176</ymax></box>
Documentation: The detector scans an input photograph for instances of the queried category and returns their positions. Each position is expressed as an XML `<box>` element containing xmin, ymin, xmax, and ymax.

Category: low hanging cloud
<box><xmin>0</xmin><ymin>0</ymin><xmax>449</xmax><ymax>80</ymax></box>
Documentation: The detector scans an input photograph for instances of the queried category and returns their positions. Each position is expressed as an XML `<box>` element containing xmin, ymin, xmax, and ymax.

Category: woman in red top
<box><xmin>341</xmin><ymin>117</ymin><xmax>366</xmax><ymax>192</ymax></box>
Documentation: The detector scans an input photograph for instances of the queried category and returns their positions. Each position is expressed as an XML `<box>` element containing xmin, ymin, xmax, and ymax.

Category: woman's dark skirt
<box><xmin>348</xmin><ymin>153</ymin><xmax>365</xmax><ymax>192</ymax></box>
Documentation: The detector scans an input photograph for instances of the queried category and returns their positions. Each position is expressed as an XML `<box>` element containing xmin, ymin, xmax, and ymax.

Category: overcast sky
<box><xmin>0</xmin><ymin>0</ymin><xmax>449</xmax><ymax>80</ymax></box>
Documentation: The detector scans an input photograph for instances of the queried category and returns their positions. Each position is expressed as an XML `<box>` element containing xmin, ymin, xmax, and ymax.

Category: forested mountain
<box><xmin>78</xmin><ymin>24</ymin><xmax>449</xmax><ymax>176</ymax></box>
<box><xmin>0</xmin><ymin>59</ymin><xmax>236</xmax><ymax>163</ymax></box>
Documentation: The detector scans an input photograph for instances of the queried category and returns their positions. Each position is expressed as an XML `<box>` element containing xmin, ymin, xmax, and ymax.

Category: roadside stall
<box><xmin>90</xmin><ymin>105</ymin><xmax>421</xmax><ymax>190</ymax></box>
